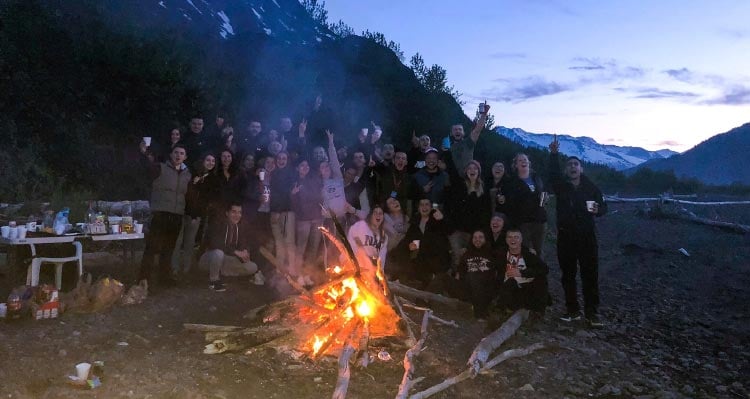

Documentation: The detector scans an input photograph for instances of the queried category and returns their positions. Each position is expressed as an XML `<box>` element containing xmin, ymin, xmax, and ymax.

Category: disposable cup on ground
<box><xmin>76</xmin><ymin>363</ymin><xmax>91</xmax><ymax>380</ymax></box>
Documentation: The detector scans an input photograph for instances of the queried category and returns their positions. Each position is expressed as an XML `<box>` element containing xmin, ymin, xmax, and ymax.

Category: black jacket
<box><xmin>504</xmin><ymin>172</ymin><xmax>548</xmax><ymax>226</ymax></box>
<box><xmin>495</xmin><ymin>246</ymin><xmax>549</xmax><ymax>281</ymax></box>
<box><xmin>400</xmin><ymin>215</ymin><xmax>451</xmax><ymax>273</ymax></box>
<box><xmin>548</xmin><ymin>153</ymin><xmax>607</xmax><ymax>234</ymax></box>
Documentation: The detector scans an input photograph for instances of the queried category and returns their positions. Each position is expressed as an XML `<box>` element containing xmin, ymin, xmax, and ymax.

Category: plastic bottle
<box><xmin>121</xmin><ymin>201</ymin><xmax>133</xmax><ymax>233</ymax></box>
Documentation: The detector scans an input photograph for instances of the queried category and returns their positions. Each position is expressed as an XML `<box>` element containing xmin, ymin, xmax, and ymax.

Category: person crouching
<box><xmin>199</xmin><ymin>202</ymin><xmax>259</xmax><ymax>292</ymax></box>
<box><xmin>496</xmin><ymin>228</ymin><xmax>549</xmax><ymax>316</ymax></box>
<box><xmin>456</xmin><ymin>230</ymin><xmax>499</xmax><ymax>320</ymax></box>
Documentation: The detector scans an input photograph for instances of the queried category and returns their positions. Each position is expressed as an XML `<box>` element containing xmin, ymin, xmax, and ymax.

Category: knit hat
<box><xmin>464</xmin><ymin>159</ymin><xmax>482</xmax><ymax>174</ymax></box>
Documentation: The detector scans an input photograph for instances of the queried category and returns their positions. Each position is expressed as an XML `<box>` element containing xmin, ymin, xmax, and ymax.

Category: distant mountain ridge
<box><xmin>631</xmin><ymin>123</ymin><xmax>750</xmax><ymax>185</ymax></box>
<box><xmin>494</xmin><ymin>127</ymin><xmax>677</xmax><ymax>170</ymax></box>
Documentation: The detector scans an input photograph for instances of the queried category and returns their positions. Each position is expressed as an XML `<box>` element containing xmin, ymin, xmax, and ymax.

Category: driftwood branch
<box><xmin>665</xmin><ymin>208</ymin><xmax>750</xmax><ymax>234</ymax></box>
<box><xmin>260</xmin><ymin>246</ymin><xmax>312</xmax><ymax>296</ymax></box>
<box><xmin>389</xmin><ymin>281</ymin><xmax>464</xmax><ymax>309</ymax></box>
<box><xmin>183</xmin><ymin>323</ymin><xmax>244</xmax><ymax>332</ymax></box>
<box><xmin>358</xmin><ymin>320</ymin><xmax>371</xmax><ymax>368</ymax></box>
<box><xmin>396</xmin><ymin>310</ymin><xmax>432</xmax><ymax>399</ymax></box>
<box><xmin>409</xmin><ymin>342</ymin><xmax>545</xmax><ymax>399</ymax></box>
<box><xmin>331</xmin><ymin>323</ymin><xmax>361</xmax><ymax>399</ymax></box>
<box><xmin>393</xmin><ymin>296</ymin><xmax>416</xmax><ymax>346</ymax></box>
<box><xmin>399</xmin><ymin>299</ymin><xmax>460</xmax><ymax>328</ymax></box>
<box><xmin>467</xmin><ymin>309</ymin><xmax>529</xmax><ymax>375</ymax></box>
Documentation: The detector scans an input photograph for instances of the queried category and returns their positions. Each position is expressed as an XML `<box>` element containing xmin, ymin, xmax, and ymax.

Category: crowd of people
<box><xmin>135</xmin><ymin>96</ymin><xmax>607</xmax><ymax>327</ymax></box>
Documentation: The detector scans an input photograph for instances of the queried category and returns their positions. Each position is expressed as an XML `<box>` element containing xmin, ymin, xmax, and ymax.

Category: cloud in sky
<box><xmin>482</xmin><ymin>77</ymin><xmax>570</xmax><ymax>102</ymax></box>
<box><xmin>626</xmin><ymin>87</ymin><xmax>700</xmax><ymax>100</ymax></box>
<box><xmin>657</xmin><ymin>140</ymin><xmax>681</xmax><ymax>147</ymax></box>
<box><xmin>662</xmin><ymin>67</ymin><xmax>725</xmax><ymax>86</ymax></box>
<box><xmin>704</xmin><ymin>85</ymin><xmax>750</xmax><ymax>105</ymax></box>
<box><xmin>717</xmin><ymin>28</ymin><xmax>750</xmax><ymax>40</ymax></box>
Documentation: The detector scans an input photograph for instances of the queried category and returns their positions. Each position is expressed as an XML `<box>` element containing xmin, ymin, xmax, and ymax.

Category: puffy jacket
<box><xmin>150</xmin><ymin>162</ymin><xmax>191</xmax><ymax>215</ymax></box>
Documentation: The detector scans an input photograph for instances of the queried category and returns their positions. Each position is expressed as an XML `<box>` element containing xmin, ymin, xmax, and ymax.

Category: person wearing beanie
<box><xmin>445</xmin><ymin>159</ymin><xmax>492</xmax><ymax>272</ymax></box>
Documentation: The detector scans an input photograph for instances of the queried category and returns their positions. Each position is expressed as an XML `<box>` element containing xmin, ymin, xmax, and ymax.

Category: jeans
<box><xmin>520</xmin><ymin>222</ymin><xmax>546</xmax><ymax>257</ymax></box>
<box><xmin>138</xmin><ymin>212</ymin><xmax>183</xmax><ymax>283</ymax></box>
<box><xmin>271</xmin><ymin>211</ymin><xmax>296</xmax><ymax>271</ymax></box>
<box><xmin>199</xmin><ymin>249</ymin><xmax>258</xmax><ymax>282</ymax></box>
<box><xmin>171</xmin><ymin>216</ymin><xmax>201</xmax><ymax>273</ymax></box>
<box><xmin>295</xmin><ymin>218</ymin><xmax>323</xmax><ymax>276</ymax></box>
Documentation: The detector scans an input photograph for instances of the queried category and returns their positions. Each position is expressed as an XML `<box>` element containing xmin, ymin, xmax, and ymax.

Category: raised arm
<box><xmin>469</xmin><ymin>103</ymin><xmax>491</xmax><ymax>143</ymax></box>
<box><xmin>326</xmin><ymin>129</ymin><xmax>343</xmax><ymax>179</ymax></box>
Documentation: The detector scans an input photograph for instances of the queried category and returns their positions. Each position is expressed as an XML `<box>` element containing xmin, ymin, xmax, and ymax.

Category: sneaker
<box><xmin>252</xmin><ymin>271</ymin><xmax>265</xmax><ymax>286</ymax></box>
<box><xmin>209</xmin><ymin>280</ymin><xmax>226</xmax><ymax>292</ymax></box>
<box><xmin>586</xmin><ymin>314</ymin><xmax>604</xmax><ymax>328</ymax></box>
<box><xmin>559</xmin><ymin>311</ymin><xmax>582</xmax><ymax>322</ymax></box>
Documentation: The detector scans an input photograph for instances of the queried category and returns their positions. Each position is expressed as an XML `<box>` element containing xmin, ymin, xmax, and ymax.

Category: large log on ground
<box><xmin>467</xmin><ymin>309</ymin><xmax>529</xmax><ymax>374</ymax></box>
<box><xmin>389</xmin><ymin>281</ymin><xmax>464</xmax><ymax>309</ymax></box>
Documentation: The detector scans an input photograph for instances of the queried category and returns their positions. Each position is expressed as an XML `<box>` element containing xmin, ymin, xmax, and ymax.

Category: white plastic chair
<box><xmin>26</xmin><ymin>241</ymin><xmax>84</xmax><ymax>289</ymax></box>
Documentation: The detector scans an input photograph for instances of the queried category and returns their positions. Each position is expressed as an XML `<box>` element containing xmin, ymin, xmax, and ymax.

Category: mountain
<box><xmin>631</xmin><ymin>123</ymin><xmax>750</xmax><ymax>185</ymax></box>
<box><xmin>1</xmin><ymin>0</ymin><xmax>473</xmax><ymax>200</ymax></box>
<box><xmin>495</xmin><ymin>127</ymin><xmax>678</xmax><ymax>170</ymax></box>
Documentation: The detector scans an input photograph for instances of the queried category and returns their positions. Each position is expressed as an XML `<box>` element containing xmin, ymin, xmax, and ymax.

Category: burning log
<box><xmin>389</xmin><ymin>281</ymin><xmax>465</xmax><ymax>309</ymax></box>
<box><xmin>259</xmin><ymin>247</ymin><xmax>311</xmax><ymax>296</ymax></box>
<box><xmin>396</xmin><ymin>310</ymin><xmax>432</xmax><ymax>399</ymax></box>
<box><xmin>408</xmin><ymin>342</ymin><xmax>545</xmax><ymax>399</ymax></box>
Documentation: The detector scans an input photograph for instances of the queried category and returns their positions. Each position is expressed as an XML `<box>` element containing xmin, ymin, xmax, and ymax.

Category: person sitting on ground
<box><xmin>495</xmin><ymin>228</ymin><xmax>550</xmax><ymax>316</ymax></box>
<box><xmin>398</xmin><ymin>198</ymin><xmax>451</xmax><ymax>290</ymax></box>
<box><xmin>200</xmin><ymin>202</ymin><xmax>260</xmax><ymax>292</ymax></box>
<box><xmin>347</xmin><ymin>204</ymin><xmax>388</xmax><ymax>283</ymax></box>
<box><xmin>456</xmin><ymin>230</ymin><xmax>499</xmax><ymax>320</ymax></box>
<box><xmin>486</xmin><ymin>212</ymin><xmax>508</xmax><ymax>251</ymax></box>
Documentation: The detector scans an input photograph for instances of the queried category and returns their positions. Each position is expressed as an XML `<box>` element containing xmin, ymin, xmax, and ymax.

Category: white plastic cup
<box><xmin>259</xmin><ymin>170</ymin><xmax>266</xmax><ymax>181</ymax></box>
<box><xmin>76</xmin><ymin>362</ymin><xmax>91</xmax><ymax>380</ymax></box>
<box><xmin>26</xmin><ymin>222</ymin><xmax>37</xmax><ymax>231</ymax></box>
<box><xmin>1</xmin><ymin>226</ymin><xmax>9</xmax><ymax>238</ymax></box>
<box><xmin>134</xmin><ymin>223</ymin><xmax>143</xmax><ymax>234</ymax></box>
<box><xmin>586</xmin><ymin>201</ymin><xmax>597</xmax><ymax>213</ymax></box>
<box><xmin>412</xmin><ymin>240</ymin><xmax>420</xmax><ymax>249</ymax></box>
<box><xmin>17</xmin><ymin>226</ymin><xmax>27</xmax><ymax>239</ymax></box>
<box><xmin>0</xmin><ymin>303</ymin><xmax>7</xmax><ymax>318</ymax></box>
<box><xmin>8</xmin><ymin>227</ymin><xmax>18</xmax><ymax>240</ymax></box>
<box><xmin>110</xmin><ymin>225</ymin><xmax>121</xmax><ymax>234</ymax></box>
<box><xmin>143</xmin><ymin>136</ymin><xmax>152</xmax><ymax>146</ymax></box>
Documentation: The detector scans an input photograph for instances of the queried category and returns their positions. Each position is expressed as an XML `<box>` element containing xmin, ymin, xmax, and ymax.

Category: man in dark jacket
<box><xmin>495</xmin><ymin>228</ymin><xmax>549</xmax><ymax>314</ymax></box>
<box><xmin>199</xmin><ymin>202</ymin><xmax>259</xmax><ymax>292</ymax></box>
<box><xmin>138</xmin><ymin>144</ymin><xmax>192</xmax><ymax>288</ymax></box>
<box><xmin>549</xmin><ymin>137</ymin><xmax>607</xmax><ymax>327</ymax></box>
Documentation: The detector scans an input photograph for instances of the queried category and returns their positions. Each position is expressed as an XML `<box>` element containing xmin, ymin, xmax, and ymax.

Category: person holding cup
<box><xmin>548</xmin><ymin>136</ymin><xmax>607</xmax><ymax>328</ymax></box>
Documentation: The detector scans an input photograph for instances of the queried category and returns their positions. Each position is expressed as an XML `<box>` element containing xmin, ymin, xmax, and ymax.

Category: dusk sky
<box><xmin>325</xmin><ymin>0</ymin><xmax>750</xmax><ymax>152</ymax></box>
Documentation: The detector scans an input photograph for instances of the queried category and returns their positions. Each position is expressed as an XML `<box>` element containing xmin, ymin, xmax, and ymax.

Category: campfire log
<box><xmin>259</xmin><ymin>247</ymin><xmax>312</xmax><ymax>296</ymax></box>
<box><xmin>357</xmin><ymin>320</ymin><xmax>371</xmax><ymax>368</ymax></box>
<box><xmin>393</xmin><ymin>296</ymin><xmax>416</xmax><ymax>346</ymax></box>
<box><xmin>409</xmin><ymin>342</ymin><xmax>545</xmax><ymax>399</ymax></box>
<box><xmin>331</xmin><ymin>322</ymin><xmax>362</xmax><ymax>399</ymax></box>
<box><xmin>396</xmin><ymin>310</ymin><xmax>432</xmax><ymax>399</ymax></box>
<box><xmin>389</xmin><ymin>281</ymin><xmax>464</xmax><ymax>309</ymax></box>
<box><xmin>467</xmin><ymin>309</ymin><xmax>529</xmax><ymax>374</ymax></box>
<box><xmin>399</xmin><ymin>298</ymin><xmax>460</xmax><ymax>328</ymax></box>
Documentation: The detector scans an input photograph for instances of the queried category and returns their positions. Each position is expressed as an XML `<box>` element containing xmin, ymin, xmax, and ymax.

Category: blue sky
<box><xmin>324</xmin><ymin>0</ymin><xmax>750</xmax><ymax>151</ymax></box>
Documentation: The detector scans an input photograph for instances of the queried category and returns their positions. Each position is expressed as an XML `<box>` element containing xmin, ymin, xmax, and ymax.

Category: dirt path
<box><xmin>1</xmin><ymin>202</ymin><xmax>748</xmax><ymax>398</ymax></box>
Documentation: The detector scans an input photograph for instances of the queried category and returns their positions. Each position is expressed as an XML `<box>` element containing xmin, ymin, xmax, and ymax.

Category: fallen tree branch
<box><xmin>399</xmin><ymin>299</ymin><xmax>459</xmax><ymax>328</ymax></box>
<box><xmin>389</xmin><ymin>281</ymin><xmax>464</xmax><ymax>309</ymax></box>
<box><xmin>467</xmin><ymin>309</ymin><xmax>529</xmax><ymax>375</ymax></box>
<box><xmin>393</xmin><ymin>296</ymin><xmax>416</xmax><ymax>346</ymax></box>
<box><xmin>409</xmin><ymin>342</ymin><xmax>545</xmax><ymax>399</ymax></box>
<box><xmin>183</xmin><ymin>323</ymin><xmax>244</xmax><ymax>332</ymax></box>
<box><xmin>667</xmin><ymin>209</ymin><xmax>750</xmax><ymax>234</ymax></box>
<box><xmin>396</xmin><ymin>310</ymin><xmax>432</xmax><ymax>399</ymax></box>
<box><xmin>260</xmin><ymin>246</ymin><xmax>312</xmax><ymax>296</ymax></box>
<box><xmin>331</xmin><ymin>322</ymin><xmax>361</xmax><ymax>399</ymax></box>
<box><xmin>358</xmin><ymin>319</ymin><xmax>370</xmax><ymax>368</ymax></box>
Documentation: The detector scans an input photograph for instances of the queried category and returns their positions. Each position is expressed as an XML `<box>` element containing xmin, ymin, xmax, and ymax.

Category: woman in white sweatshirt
<box><xmin>347</xmin><ymin>204</ymin><xmax>388</xmax><ymax>278</ymax></box>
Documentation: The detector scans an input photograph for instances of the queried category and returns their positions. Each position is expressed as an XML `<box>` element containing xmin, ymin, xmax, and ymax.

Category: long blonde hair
<box><xmin>464</xmin><ymin>160</ymin><xmax>484</xmax><ymax>197</ymax></box>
